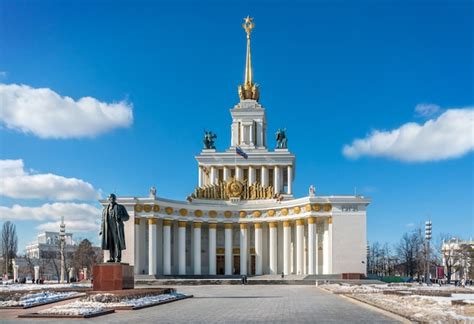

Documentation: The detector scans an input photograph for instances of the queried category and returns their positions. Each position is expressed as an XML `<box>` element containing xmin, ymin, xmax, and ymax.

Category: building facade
<box><xmin>442</xmin><ymin>238</ymin><xmax>474</xmax><ymax>281</ymax></box>
<box><xmin>102</xmin><ymin>17</ymin><xmax>370</xmax><ymax>277</ymax></box>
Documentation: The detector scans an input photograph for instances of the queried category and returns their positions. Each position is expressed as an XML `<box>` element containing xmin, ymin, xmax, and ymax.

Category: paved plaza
<box><xmin>2</xmin><ymin>285</ymin><xmax>405</xmax><ymax>323</ymax></box>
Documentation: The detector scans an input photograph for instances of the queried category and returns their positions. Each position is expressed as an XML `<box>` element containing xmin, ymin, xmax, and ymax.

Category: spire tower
<box><xmin>238</xmin><ymin>16</ymin><xmax>260</xmax><ymax>101</ymax></box>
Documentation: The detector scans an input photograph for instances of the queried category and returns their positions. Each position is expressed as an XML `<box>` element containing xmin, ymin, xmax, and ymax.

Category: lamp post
<box><xmin>425</xmin><ymin>220</ymin><xmax>432</xmax><ymax>284</ymax></box>
<box><xmin>59</xmin><ymin>216</ymin><xmax>66</xmax><ymax>283</ymax></box>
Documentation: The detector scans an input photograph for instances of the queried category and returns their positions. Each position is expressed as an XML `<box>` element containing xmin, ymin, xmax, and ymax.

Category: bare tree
<box><xmin>396</xmin><ymin>227</ymin><xmax>424</xmax><ymax>278</ymax></box>
<box><xmin>72</xmin><ymin>239</ymin><xmax>101</xmax><ymax>277</ymax></box>
<box><xmin>1</xmin><ymin>221</ymin><xmax>18</xmax><ymax>275</ymax></box>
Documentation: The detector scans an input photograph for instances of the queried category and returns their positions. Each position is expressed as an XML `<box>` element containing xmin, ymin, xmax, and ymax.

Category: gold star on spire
<box><xmin>238</xmin><ymin>16</ymin><xmax>259</xmax><ymax>102</ymax></box>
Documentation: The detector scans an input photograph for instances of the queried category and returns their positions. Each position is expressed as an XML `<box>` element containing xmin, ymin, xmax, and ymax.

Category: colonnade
<box><xmin>135</xmin><ymin>216</ymin><xmax>332</xmax><ymax>276</ymax></box>
<box><xmin>198</xmin><ymin>165</ymin><xmax>293</xmax><ymax>195</ymax></box>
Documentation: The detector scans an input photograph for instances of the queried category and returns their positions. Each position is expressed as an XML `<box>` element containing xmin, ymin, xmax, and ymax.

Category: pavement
<box><xmin>1</xmin><ymin>285</ymin><xmax>406</xmax><ymax>323</ymax></box>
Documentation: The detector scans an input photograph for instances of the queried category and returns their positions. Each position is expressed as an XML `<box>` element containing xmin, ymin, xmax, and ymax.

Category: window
<box><xmin>218</xmin><ymin>169</ymin><xmax>224</xmax><ymax>182</ymax></box>
<box><xmin>243</xmin><ymin>168</ymin><xmax>248</xmax><ymax>182</ymax></box>
<box><xmin>268</xmin><ymin>168</ymin><xmax>274</xmax><ymax>187</ymax></box>
<box><xmin>256</xmin><ymin>168</ymin><xmax>261</xmax><ymax>183</ymax></box>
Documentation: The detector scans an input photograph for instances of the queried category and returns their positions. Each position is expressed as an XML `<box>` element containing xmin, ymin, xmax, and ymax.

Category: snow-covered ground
<box><xmin>0</xmin><ymin>282</ymin><xmax>91</xmax><ymax>292</ymax></box>
<box><xmin>0</xmin><ymin>291</ymin><xmax>83</xmax><ymax>308</ymax></box>
<box><xmin>38</xmin><ymin>293</ymin><xmax>187</xmax><ymax>316</ymax></box>
<box><xmin>321</xmin><ymin>283</ymin><xmax>474</xmax><ymax>323</ymax></box>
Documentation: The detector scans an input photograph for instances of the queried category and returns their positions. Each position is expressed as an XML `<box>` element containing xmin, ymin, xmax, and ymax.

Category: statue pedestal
<box><xmin>93</xmin><ymin>263</ymin><xmax>134</xmax><ymax>291</ymax></box>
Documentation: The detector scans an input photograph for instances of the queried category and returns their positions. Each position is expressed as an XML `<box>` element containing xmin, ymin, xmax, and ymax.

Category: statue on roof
<box><xmin>203</xmin><ymin>130</ymin><xmax>217</xmax><ymax>149</ymax></box>
<box><xmin>276</xmin><ymin>128</ymin><xmax>287</xmax><ymax>149</ymax></box>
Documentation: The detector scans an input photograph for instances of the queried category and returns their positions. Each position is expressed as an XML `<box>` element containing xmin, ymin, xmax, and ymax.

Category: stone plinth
<box><xmin>93</xmin><ymin>263</ymin><xmax>134</xmax><ymax>291</ymax></box>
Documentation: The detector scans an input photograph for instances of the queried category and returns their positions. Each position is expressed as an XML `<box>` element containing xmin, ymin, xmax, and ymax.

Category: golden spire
<box><xmin>238</xmin><ymin>16</ymin><xmax>260</xmax><ymax>101</ymax></box>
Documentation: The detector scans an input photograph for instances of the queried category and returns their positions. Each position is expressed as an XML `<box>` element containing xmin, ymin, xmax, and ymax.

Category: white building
<box><xmin>102</xmin><ymin>17</ymin><xmax>371</xmax><ymax>277</ymax></box>
<box><xmin>442</xmin><ymin>238</ymin><xmax>474</xmax><ymax>281</ymax></box>
<box><xmin>25</xmin><ymin>231</ymin><xmax>76</xmax><ymax>260</ymax></box>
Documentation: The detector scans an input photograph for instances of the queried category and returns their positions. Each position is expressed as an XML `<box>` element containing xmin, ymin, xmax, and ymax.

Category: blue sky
<box><xmin>0</xmin><ymin>0</ymin><xmax>473</xmax><ymax>252</ymax></box>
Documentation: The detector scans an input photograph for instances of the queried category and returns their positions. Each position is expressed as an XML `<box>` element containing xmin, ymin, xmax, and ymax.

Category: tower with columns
<box><xmin>100</xmin><ymin>17</ymin><xmax>370</xmax><ymax>279</ymax></box>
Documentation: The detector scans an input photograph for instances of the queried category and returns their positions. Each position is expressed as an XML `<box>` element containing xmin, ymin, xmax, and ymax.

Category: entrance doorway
<box><xmin>250</xmin><ymin>255</ymin><xmax>256</xmax><ymax>275</ymax></box>
<box><xmin>216</xmin><ymin>256</ymin><xmax>225</xmax><ymax>275</ymax></box>
<box><xmin>233</xmin><ymin>256</ymin><xmax>240</xmax><ymax>274</ymax></box>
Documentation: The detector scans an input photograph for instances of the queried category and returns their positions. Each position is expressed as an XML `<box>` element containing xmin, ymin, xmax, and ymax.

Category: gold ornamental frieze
<box><xmin>194</xmin><ymin>210</ymin><xmax>203</xmax><ymax>217</ymax></box>
<box><xmin>280</xmin><ymin>208</ymin><xmax>289</xmax><ymax>216</ymax></box>
<box><xmin>190</xmin><ymin>177</ymin><xmax>274</xmax><ymax>201</ymax></box>
<box><xmin>293</xmin><ymin>206</ymin><xmax>301</xmax><ymax>214</ymax></box>
<box><xmin>253</xmin><ymin>210</ymin><xmax>262</xmax><ymax>218</ymax></box>
<box><xmin>179</xmin><ymin>208</ymin><xmax>188</xmax><ymax>216</ymax></box>
<box><xmin>209</xmin><ymin>210</ymin><xmax>218</xmax><ymax>218</ymax></box>
<box><xmin>312</xmin><ymin>204</ymin><xmax>321</xmax><ymax>211</ymax></box>
<box><xmin>323</xmin><ymin>203</ymin><xmax>332</xmax><ymax>212</ymax></box>
<box><xmin>143</xmin><ymin>204</ymin><xmax>152</xmax><ymax>213</ymax></box>
<box><xmin>134</xmin><ymin>204</ymin><xmax>143</xmax><ymax>213</ymax></box>
<box><xmin>224</xmin><ymin>211</ymin><xmax>233</xmax><ymax>218</ymax></box>
<box><xmin>165</xmin><ymin>207</ymin><xmax>174</xmax><ymax>215</ymax></box>
<box><xmin>305</xmin><ymin>204</ymin><xmax>312</xmax><ymax>212</ymax></box>
<box><xmin>267</xmin><ymin>209</ymin><xmax>276</xmax><ymax>217</ymax></box>
<box><xmin>153</xmin><ymin>205</ymin><xmax>160</xmax><ymax>212</ymax></box>
<box><xmin>239</xmin><ymin>211</ymin><xmax>247</xmax><ymax>218</ymax></box>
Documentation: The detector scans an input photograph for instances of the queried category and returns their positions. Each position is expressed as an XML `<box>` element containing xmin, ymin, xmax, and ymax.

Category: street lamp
<box><xmin>425</xmin><ymin>220</ymin><xmax>432</xmax><ymax>284</ymax></box>
<box><xmin>59</xmin><ymin>216</ymin><xmax>66</xmax><ymax>284</ymax></box>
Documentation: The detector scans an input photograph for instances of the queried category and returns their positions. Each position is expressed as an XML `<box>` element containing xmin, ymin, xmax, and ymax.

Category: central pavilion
<box><xmin>101</xmin><ymin>17</ymin><xmax>370</xmax><ymax>278</ymax></box>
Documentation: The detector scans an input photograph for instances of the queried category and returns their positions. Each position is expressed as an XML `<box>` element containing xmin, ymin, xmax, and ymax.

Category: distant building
<box><xmin>25</xmin><ymin>231</ymin><xmax>76</xmax><ymax>260</ymax></box>
<box><xmin>23</xmin><ymin>231</ymin><xmax>100</xmax><ymax>281</ymax></box>
<box><xmin>442</xmin><ymin>238</ymin><xmax>474</xmax><ymax>281</ymax></box>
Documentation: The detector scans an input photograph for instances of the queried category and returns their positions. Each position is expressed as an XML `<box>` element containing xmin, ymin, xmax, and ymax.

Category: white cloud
<box><xmin>0</xmin><ymin>203</ymin><xmax>101</xmax><ymax>232</ymax></box>
<box><xmin>0</xmin><ymin>83</ymin><xmax>133</xmax><ymax>139</ymax></box>
<box><xmin>342</xmin><ymin>108</ymin><xmax>474</xmax><ymax>162</ymax></box>
<box><xmin>0</xmin><ymin>71</ymin><xmax>7</xmax><ymax>78</ymax></box>
<box><xmin>0</xmin><ymin>159</ymin><xmax>100</xmax><ymax>200</ymax></box>
<box><xmin>415</xmin><ymin>103</ymin><xmax>441</xmax><ymax>117</ymax></box>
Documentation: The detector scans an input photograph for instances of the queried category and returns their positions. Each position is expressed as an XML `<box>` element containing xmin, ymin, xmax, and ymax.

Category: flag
<box><xmin>236</xmin><ymin>146</ymin><xmax>248</xmax><ymax>159</ymax></box>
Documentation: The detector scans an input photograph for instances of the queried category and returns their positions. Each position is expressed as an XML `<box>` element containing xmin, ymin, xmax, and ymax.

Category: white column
<box><xmin>148</xmin><ymin>218</ymin><xmax>157</xmax><ymax>276</ymax></box>
<box><xmin>134</xmin><ymin>218</ymin><xmax>141</xmax><ymax>274</ymax></box>
<box><xmin>328</xmin><ymin>217</ymin><xmax>333</xmax><ymax>274</ymax></box>
<box><xmin>255</xmin><ymin>223</ymin><xmax>263</xmax><ymax>275</ymax></box>
<box><xmin>321</xmin><ymin>217</ymin><xmax>333</xmax><ymax>274</ymax></box>
<box><xmin>236</xmin><ymin>166</ymin><xmax>242</xmax><ymax>181</ymax></box>
<box><xmin>194</xmin><ymin>223</ymin><xmax>202</xmax><ymax>275</ymax></box>
<box><xmin>223</xmin><ymin>167</ymin><xmax>230</xmax><ymax>182</ymax></box>
<box><xmin>269</xmin><ymin>222</ymin><xmax>277</xmax><ymax>274</ymax></box>
<box><xmin>225</xmin><ymin>223</ymin><xmax>233</xmax><ymax>275</ymax></box>
<box><xmin>210</xmin><ymin>167</ymin><xmax>217</xmax><ymax>185</ymax></box>
<box><xmin>274</xmin><ymin>166</ymin><xmax>280</xmax><ymax>194</ymax></box>
<box><xmin>208</xmin><ymin>223</ymin><xmax>217</xmax><ymax>275</ymax></box>
<box><xmin>178</xmin><ymin>221</ymin><xmax>186</xmax><ymax>275</ymax></box>
<box><xmin>33</xmin><ymin>265</ymin><xmax>39</xmax><ymax>282</ymax></box>
<box><xmin>287</xmin><ymin>165</ymin><xmax>293</xmax><ymax>195</ymax></box>
<box><xmin>261</xmin><ymin>166</ymin><xmax>268</xmax><ymax>186</ymax></box>
<box><xmin>198</xmin><ymin>166</ymin><xmax>203</xmax><ymax>187</ymax></box>
<box><xmin>296</xmin><ymin>219</ymin><xmax>304</xmax><ymax>275</ymax></box>
<box><xmin>163</xmin><ymin>220</ymin><xmax>172</xmax><ymax>275</ymax></box>
<box><xmin>315</xmin><ymin>220</ymin><xmax>319</xmax><ymax>274</ymax></box>
<box><xmin>82</xmin><ymin>267</ymin><xmax>87</xmax><ymax>281</ymax></box>
<box><xmin>248</xmin><ymin>166</ymin><xmax>255</xmax><ymax>184</ymax></box>
<box><xmin>13</xmin><ymin>260</ymin><xmax>18</xmax><ymax>282</ymax></box>
<box><xmin>308</xmin><ymin>217</ymin><xmax>316</xmax><ymax>275</ymax></box>
<box><xmin>283</xmin><ymin>221</ymin><xmax>291</xmax><ymax>275</ymax></box>
<box><xmin>240</xmin><ymin>224</ymin><xmax>248</xmax><ymax>275</ymax></box>
<box><xmin>249</xmin><ymin>123</ymin><xmax>254</xmax><ymax>145</ymax></box>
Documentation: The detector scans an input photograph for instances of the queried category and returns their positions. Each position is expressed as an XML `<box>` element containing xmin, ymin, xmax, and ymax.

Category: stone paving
<box><xmin>1</xmin><ymin>285</ymin><xmax>404</xmax><ymax>323</ymax></box>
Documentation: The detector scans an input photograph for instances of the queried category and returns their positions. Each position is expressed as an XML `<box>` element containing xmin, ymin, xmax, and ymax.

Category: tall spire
<box><xmin>238</xmin><ymin>16</ymin><xmax>260</xmax><ymax>101</ymax></box>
